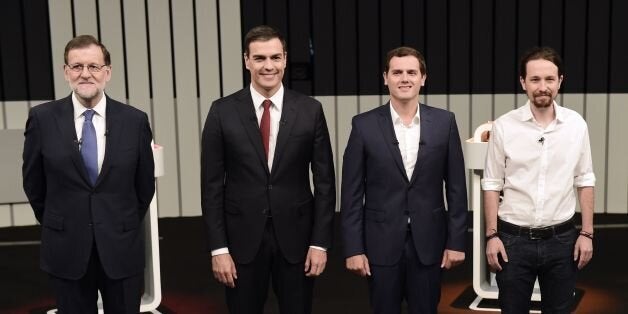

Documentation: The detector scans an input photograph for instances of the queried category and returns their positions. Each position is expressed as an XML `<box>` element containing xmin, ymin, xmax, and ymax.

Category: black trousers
<box><xmin>368</xmin><ymin>229</ymin><xmax>442</xmax><ymax>314</ymax></box>
<box><xmin>49</xmin><ymin>244</ymin><xmax>143</xmax><ymax>314</ymax></box>
<box><xmin>226</xmin><ymin>219</ymin><xmax>314</xmax><ymax>314</ymax></box>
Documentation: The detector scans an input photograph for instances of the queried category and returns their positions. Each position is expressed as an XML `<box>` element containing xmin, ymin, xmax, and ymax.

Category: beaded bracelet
<box><xmin>579</xmin><ymin>230</ymin><xmax>594</xmax><ymax>240</ymax></box>
<box><xmin>485</xmin><ymin>230</ymin><xmax>499</xmax><ymax>242</ymax></box>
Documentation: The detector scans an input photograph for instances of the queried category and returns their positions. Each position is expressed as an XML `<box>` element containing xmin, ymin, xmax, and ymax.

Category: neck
<box><xmin>530</xmin><ymin>102</ymin><xmax>555</xmax><ymax>127</ymax></box>
<box><xmin>391</xmin><ymin>99</ymin><xmax>419</xmax><ymax>125</ymax></box>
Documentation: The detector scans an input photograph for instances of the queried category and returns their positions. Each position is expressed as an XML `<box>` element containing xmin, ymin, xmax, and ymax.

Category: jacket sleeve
<box><xmin>22</xmin><ymin>109</ymin><xmax>46</xmax><ymax>223</ymax></box>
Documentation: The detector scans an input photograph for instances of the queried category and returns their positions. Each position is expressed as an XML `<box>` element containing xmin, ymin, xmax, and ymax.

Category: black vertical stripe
<box><xmin>192</xmin><ymin>0</ymin><xmax>200</xmax><ymax>98</ymax></box>
<box><xmin>357</xmin><ymin>0</ymin><xmax>380</xmax><ymax>95</ymax></box>
<box><xmin>311</xmin><ymin>0</ymin><xmax>335</xmax><ymax>95</ymax></box>
<box><xmin>425</xmin><ymin>0</ymin><xmax>448</xmax><ymax>96</ymax></box>
<box><xmin>119</xmin><ymin>0</ymin><xmax>129</xmax><ymax>100</ymax></box>
<box><xmin>586</xmin><ymin>0</ymin><xmax>610</xmax><ymax>92</ymax></box>
<box><xmin>334</xmin><ymin>0</ymin><xmax>358</xmax><ymax>95</ymax></box>
<box><xmin>0</xmin><ymin>0</ymin><xmax>28</xmax><ymax>101</ymax></box>
<box><xmin>288</xmin><ymin>0</ymin><xmax>312</xmax><ymax>95</ymax></box>
<box><xmin>168</xmin><ymin>0</ymin><xmax>177</xmax><ymax>98</ymax></box>
<box><xmin>216</xmin><ymin>0</ymin><xmax>224</xmax><ymax>97</ymax></box>
<box><xmin>610</xmin><ymin>0</ymin><xmax>628</xmax><ymax>91</ymax></box>
<box><xmin>562</xmin><ymin>0</ymin><xmax>587</xmax><ymax>93</ymax></box>
<box><xmin>493</xmin><ymin>0</ymin><xmax>517</xmax><ymax>93</ymax></box>
<box><xmin>449</xmin><ymin>0</ymin><xmax>471</xmax><ymax>94</ymax></box>
<box><xmin>144</xmin><ymin>0</ymin><xmax>153</xmax><ymax>99</ymax></box>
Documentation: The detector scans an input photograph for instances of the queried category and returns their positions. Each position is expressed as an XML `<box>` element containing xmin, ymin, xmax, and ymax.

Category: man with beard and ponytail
<box><xmin>482</xmin><ymin>46</ymin><xmax>595</xmax><ymax>313</ymax></box>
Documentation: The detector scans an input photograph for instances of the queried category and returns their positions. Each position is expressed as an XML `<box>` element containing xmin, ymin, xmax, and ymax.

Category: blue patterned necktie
<box><xmin>81</xmin><ymin>109</ymin><xmax>98</xmax><ymax>185</ymax></box>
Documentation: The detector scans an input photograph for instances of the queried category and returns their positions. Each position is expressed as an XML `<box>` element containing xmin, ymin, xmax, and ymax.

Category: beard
<box><xmin>531</xmin><ymin>91</ymin><xmax>553</xmax><ymax>108</ymax></box>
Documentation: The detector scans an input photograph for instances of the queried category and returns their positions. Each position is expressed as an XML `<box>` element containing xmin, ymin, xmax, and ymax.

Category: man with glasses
<box><xmin>22</xmin><ymin>34</ymin><xmax>155</xmax><ymax>313</ymax></box>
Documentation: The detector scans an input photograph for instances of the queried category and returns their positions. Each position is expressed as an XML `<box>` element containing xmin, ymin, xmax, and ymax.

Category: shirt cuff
<box><xmin>574</xmin><ymin>172</ymin><xmax>596</xmax><ymax>187</ymax></box>
<box><xmin>481</xmin><ymin>178</ymin><xmax>503</xmax><ymax>191</ymax></box>
<box><xmin>309</xmin><ymin>245</ymin><xmax>327</xmax><ymax>252</ymax></box>
<box><xmin>211</xmin><ymin>247</ymin><xmax>229</xmax><ymax>256</ymax></box>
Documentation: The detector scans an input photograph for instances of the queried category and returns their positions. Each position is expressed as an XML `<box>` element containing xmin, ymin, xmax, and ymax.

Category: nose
<box><xmin>80</xmin><ymin>66</ymin><xmax>92</xmax><ymax>77</ymax></box>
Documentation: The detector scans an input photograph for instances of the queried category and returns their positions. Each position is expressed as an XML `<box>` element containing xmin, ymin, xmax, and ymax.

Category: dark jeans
<box><xmin>496</xmin><ymin>227</ymin><xmax>578</xmax><ymax>314</ymax></box>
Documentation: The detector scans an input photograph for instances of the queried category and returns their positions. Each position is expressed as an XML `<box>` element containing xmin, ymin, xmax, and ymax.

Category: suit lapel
<box><xmin>271</xmin><ymin>90</ymin><xmax>297</xmax><ymax>174</ymax></box>
<box><xmin>96</xmin><ymin>96</ymin><xmax>122</xmax><ymax>186</ymax></box>
<box><xmin>409</xmin><ymin>104</ymin><xmax>431</xmax><ymax>185</ymax></box>
<box><xmin>234</xmin><ymin>88</ymin><xmax>270</xmax><ymax>174</ymax></box>
<box><xmin>53</xmin><ymin>95</ymin><xmax>92</xmax><ymax>186</ymax></box>
<box><xmin>377</xmin><ymin>103</ymin><xmax>408</xmax><ymax>182</ymax></box>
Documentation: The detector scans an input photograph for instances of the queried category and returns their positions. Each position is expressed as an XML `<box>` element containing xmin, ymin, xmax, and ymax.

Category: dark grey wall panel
<box><xmin>240</xmin><ymin>0</ymin><xmax>628</xmax><ymax>95</ymax></box>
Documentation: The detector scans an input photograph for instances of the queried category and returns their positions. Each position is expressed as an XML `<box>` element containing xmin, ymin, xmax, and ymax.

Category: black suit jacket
<box><xmin>201</xmin><ymin>87</ymin><xmax>336</xmax><ymax>264</ymax></box>
<box><xmin>22</xmin><ymin>95</ymin><xmax>155</xmax><ymax>280</ymax></box>
<box><xmin>341</xmin><ymin>103</ymin><xmax>468</xmax><ymax>266</ymax></box>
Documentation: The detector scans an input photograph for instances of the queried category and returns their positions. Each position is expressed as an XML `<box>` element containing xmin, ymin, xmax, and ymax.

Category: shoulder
<box><xmin>211</xmin><ymin>88</ymin><xmax>249</xmax><ymax>110</ymax></box>
<box><xmin>353</xmin><ymin>104</ymin><xmax>387</xmax><ymax>123</ymax></box>
<box><xmin>30</xmin><ymin>97</ymin><xmax>70</xmax><ymax>115</ymax></box>
<box><xmin>420</xmin><ymin>103</ymin><xmax>455</xmax><ymax>120</ymax></box>
<box><xmin>285</xmin><ymin>89</ymin><xmax>322</xmax><ymax>107</ymax></box>
<box><xmin>108</xmin><ymin>97</ymin><xmax>149</xmax><ymax>121</ymax></box>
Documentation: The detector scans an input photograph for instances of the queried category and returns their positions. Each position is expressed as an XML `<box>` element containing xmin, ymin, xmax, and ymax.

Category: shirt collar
<box><xmin>72</xmin><ymin>92</ymin><xmax>107</xmax><ymax>120</ymax></box>
<box><xmin>250</xmin><ymin>84</ymin><xmax>284</xmax><ymax>111</ymax></box>
<box><xmin>390</xmin><ymin>101</ymin><xmax>420</xmax><ymax>126</ymax></box>
<box><xmin>520</xmin><ymin>100</ymin><xmax>564</xmax><ymax>123</ymax></box>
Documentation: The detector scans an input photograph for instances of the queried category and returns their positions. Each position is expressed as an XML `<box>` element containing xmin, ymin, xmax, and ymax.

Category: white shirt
<box><xmin>250</xmin><ymin>85</ymin><xmax>284</xmax><ymax>171</ymax></box>
<box><xmin>481</xmin><ymin>101</ymin><xmax>595</xmax><ymax>227</ymax></box>
<box><xmin>390</xmin><ymin>102</ymin><xmax>421</xmax><ymax>180</ymax></box>
<box><xmin>73</xmin><ymin>92</ymin><xmax>107</xmax><ymax>173</ymax></box>
<box><xmin>211</xmin><ymin>84</ymin><xmax>325</xmax><ymax>256</ymax></box>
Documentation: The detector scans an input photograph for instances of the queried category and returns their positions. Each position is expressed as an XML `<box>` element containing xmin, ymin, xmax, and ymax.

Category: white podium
<box><xmin>48</xmin><ymin>145</ymin><xmax>164</xmax><ymax>314</ymax></box>
<box><xmin>466</xmin><ymin>128</ymin><xmax>541</xmax><ymax>311</ymax></box>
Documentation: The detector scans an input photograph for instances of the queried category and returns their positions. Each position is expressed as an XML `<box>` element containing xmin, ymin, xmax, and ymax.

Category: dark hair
<box><xmin>384</xmin><ymin>46</ymin><xmax>426</xmax><ymax>75</ymax></box>
<box><xmin>64</xmin><ymin>35</ymin><xmax>111</xmax><ymax>65</ymax></box>
<box><xmin>243</xmin><ymin>25</ymin><xmax>287</xmax><ymax>56</ymax></box>
<box><xmin>519</xmin><ymin>46</ymin><xmax>563</xmax><ymax>79</ymax></box>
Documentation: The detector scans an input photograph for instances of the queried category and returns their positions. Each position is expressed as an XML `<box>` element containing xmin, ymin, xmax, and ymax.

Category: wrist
<box><xmin>579</xmin><ymin>229</ymin><xmax>594</xmax><ymax>240</ymax></box>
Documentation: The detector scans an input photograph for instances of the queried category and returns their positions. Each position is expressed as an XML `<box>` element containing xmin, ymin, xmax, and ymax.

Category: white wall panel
<box><xmin>196</xmin><ymin>0</ymin><xmax>222</xmax><ymax>127</ymax></box>
<box><xmin>584</xmin><ymin>94</ymin><xmax>608</xmax><ymax>214</ymax></box>
<box><xmin>425</xmin><ymin>94</ymin><xmax>447</xmax><ymax>110</ymax></box>
<box><xmin>123</xmin><ymin>0</ymin><xmax>151</xmax><ymax>117</ymax></box>
<box><xmin>218</xmin><ymin>0</ymin><xmax>243</xmax><ymax>95</ymax></box>
<box><xmin>172</xmin><ymin>0</ymin><xmax>201</xmax><ymax>216</ymax></box>
<box><xmin>48</xmin><ymin>0</ymin><xmax>73</xmax><ymax>99</ymax></box>
<box><xmin>563</xmin><ymin>93</ymin><xmax>585</xmax><ymax>116</ymax></box>
<box><xmin>72</xmin><ymin>0</ymin><xmax>98</xmax><ymax>37</ymax></box>
<box><xmin>97</xmin><ymin>0</ymin><xmax>126</xmax><ymax>101</ymax></box>
<box><xmin>336</xmin><ymin>96</ymin><xmax>358</xmax><ymax>210</ymax></box>
<box><xmin>493</xmin><ymin>94</ymin><xmax>515</xmax><ymax>119</ymax></box>
<box><xmin>606</xmin><ymin>94</ymin><xmax>628</xmax><ymax>214</ymax></box>
<box><xmin>358</xmin><ymin>95</ymin><xmax>381</xmax><ymax>113</ymax></box>
<box><xmin>147</xmin><ymin>0</ymin><xmax>179</xmax><ymax>217</ymax></box>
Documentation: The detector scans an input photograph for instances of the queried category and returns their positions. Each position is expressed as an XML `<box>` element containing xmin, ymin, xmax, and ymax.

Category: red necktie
<box><xmin>260</xmin><ymin>99</ymin><xmax>272</xmax><ymax>159</ymax></box>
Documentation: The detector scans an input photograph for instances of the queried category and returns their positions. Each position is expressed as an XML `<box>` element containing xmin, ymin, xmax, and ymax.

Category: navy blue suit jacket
<box><xmin>341</xmin><ymin>103</ymin><xmax>467</xmax><ymax>266</ymax></box>
<box><xmin>22</xmin><ymin>95</ymin><xmax>155</xmax><ymax>280</ymax></box>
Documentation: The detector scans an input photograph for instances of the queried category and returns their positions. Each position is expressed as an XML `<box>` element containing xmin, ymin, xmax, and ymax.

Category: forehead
<box><xmin>388</xmin><ymin>56</ymin><xmax>421</xmax><ymax>71</ymax></box>
<box><xmin>66</xmin><ymin>44</ymin><xmax>105</xmax><ymax>63</ymax></box>
<box><xmin>525</xmin><ymin>59</ymin><xmax>559</xmax><ymax>77</ymax></box>
<box><xmin>248</xmin><ymin>38</ymin><xmax>284</xmax><ymax>56</ymax></box>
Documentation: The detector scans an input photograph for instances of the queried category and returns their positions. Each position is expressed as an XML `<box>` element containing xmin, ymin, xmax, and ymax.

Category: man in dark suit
<box><xmin>22</xmin><ymin>35</ymin><xmax>155</xmax><ymax>313</ymax></box>
<box><xmin>341</xmin><ymin>46</ymin><xmax>468</xmax><ymax>314</ymax></box>
<box><xmin>201</xmin><ymin>25</ymin><xmax>335</xmax><ymax>314</ymax></box>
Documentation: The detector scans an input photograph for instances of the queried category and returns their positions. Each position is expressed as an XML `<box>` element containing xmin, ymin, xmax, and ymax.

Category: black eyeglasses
<box><xmin>65</xmin><ymin>63</ymin><xmax>109</xmax><ymax>73</ymax></box>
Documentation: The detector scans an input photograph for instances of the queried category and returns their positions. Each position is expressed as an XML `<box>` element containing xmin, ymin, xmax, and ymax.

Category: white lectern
<box><xmin>465</xmin><ymin>124</ymin><xmax>541</xmax><ymax>311</ymax></box>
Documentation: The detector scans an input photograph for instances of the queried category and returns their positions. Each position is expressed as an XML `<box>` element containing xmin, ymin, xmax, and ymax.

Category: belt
<box><xmin>498</xmin><ymin>218</ymin><xmax>574</xmax><ymax>240</ymax></box>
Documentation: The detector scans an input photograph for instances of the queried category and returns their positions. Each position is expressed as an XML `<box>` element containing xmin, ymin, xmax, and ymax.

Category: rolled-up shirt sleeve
<box><xmin>481</xmin><ymin>121</ymin><xmax>505</xmax><ymax>191</ymax></box>
<box><xmin>574</xmin><ymin>126</ymin><xmax>596</xmax><ymax>187</ymax></box>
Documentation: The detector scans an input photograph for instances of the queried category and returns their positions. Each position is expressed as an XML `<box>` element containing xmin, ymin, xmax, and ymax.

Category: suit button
<box><xmin>88</xmin><ymin>223</ymin><xmax>93</xmax><ymax>227</ymax></box>
<box><xmin>267</xmin><ymin>185</ymin><xmax>273</xmax><ymax>190</ymax></box>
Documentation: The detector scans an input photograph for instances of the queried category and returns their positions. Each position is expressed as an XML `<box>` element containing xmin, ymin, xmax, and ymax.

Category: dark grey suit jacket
<box><xmin>201</xmin><ymin>87</ymin><xmax>336</xmax><ymax>264</ymax></box>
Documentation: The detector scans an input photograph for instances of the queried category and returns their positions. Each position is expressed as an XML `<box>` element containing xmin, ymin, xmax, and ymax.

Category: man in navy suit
<box><xmin>341</xmin><ymin>46</ymin><xmax>468</xmax><ymax>314</ymax></box>
<box><xmin>201</xmin><ymin>25</ymin><xmax>335</xmax><ymax>313</ymax></box>
<box><xmin>22</xmin><ymin>35</ymin><xmax>155</xmax><ymax>313</ymax></box>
